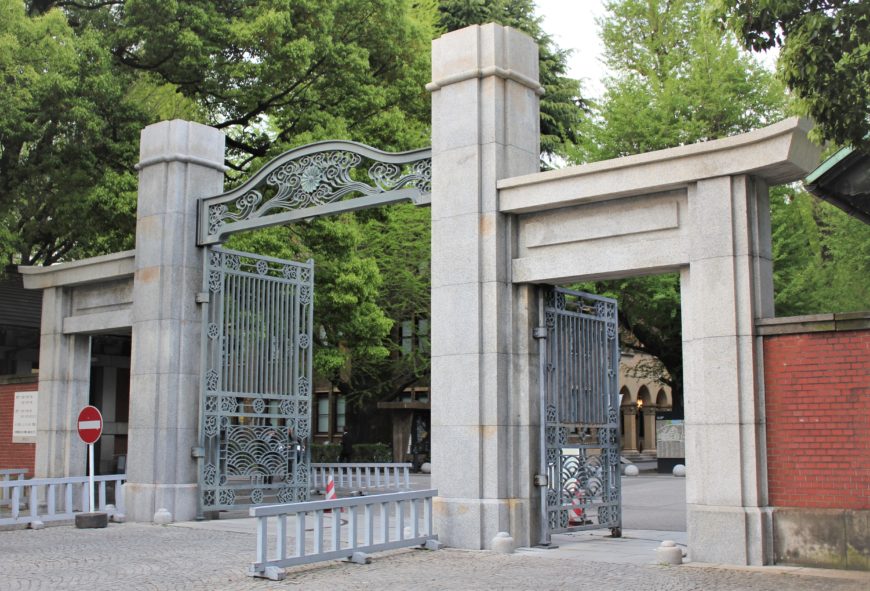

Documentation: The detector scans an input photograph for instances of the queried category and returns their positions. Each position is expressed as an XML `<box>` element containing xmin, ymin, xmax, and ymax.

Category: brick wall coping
<box><xmin>0</xmin><ymin>376</ymin><xmax>38</xmax><ymax>387</ymax></box>
<box><xmin>757</xmin><ymin>311</ymin><xmax>870</xmax><ymax>336</ymax></box>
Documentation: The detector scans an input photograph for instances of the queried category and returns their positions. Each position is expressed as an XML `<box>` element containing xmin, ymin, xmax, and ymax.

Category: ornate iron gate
<box><xmin>198</xmin><ymin>247</ymin><xmax>314</xmax><ymax>511</ymax></box>
<box><xmin>541</xmin><ymin>286</ymin><xmax>621</xmax><ymax>539</ymax></box>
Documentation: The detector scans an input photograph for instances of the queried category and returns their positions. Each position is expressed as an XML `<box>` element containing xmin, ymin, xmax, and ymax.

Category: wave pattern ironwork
<box><xmin>543</xmin><ymin>287</ymin><xmax>622</xmax><ymax>535</ymax></box>
<box><xmin>198</xmin><ymin>247</ymin><xmax>314</xmax><ymax>511</ymax></box>
<box><xmin>198</xmin><ymin>141</ymin><xmax>431</xmax><ymax>244</ymax></box>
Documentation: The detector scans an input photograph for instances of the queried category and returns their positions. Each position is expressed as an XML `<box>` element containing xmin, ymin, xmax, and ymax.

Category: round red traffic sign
<box><xmin>77</xmin><ymin>405</ymin><xmax>103</xmax><ymax>444</ymax></box>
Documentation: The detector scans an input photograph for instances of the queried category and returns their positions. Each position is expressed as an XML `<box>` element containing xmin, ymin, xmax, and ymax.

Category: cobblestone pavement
<box><xmin>1</xmin><ymin>522</ymin><xmax>867</xmax><ymax>591</ymax></box>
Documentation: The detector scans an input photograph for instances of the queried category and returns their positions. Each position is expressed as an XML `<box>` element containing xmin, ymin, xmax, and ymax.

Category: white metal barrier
<box><xmin>248</xmin><ymin>488</ymin><xmax>440</xmax><ymax>580</ymax></box>
<box><xmin>0</xmin><ymin>469</ymin><xmax>28</xmax><ymax>508</ymax></box>
<box><xmin>0</xmin><ymin>474</ymin><xmax>126</xmax><ymax>526</ymax></box>
<box><xmin>311</xmin><ymin>463</ymin><xmax>412</xmax><ymax>492</ymax></box>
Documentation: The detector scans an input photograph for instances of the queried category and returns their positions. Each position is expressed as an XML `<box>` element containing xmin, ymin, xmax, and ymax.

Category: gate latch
<box><xmin>534</xmin><ymin>474</ymin><xmax>548</xmax><ymax>487</ymax></box>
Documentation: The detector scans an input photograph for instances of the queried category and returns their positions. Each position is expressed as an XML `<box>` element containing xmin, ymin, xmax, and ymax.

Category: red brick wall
<box><xmin>764</xmin><ymin>329</ymin><xmax>870</xmax><ymax>510</ymax></box>
<box><xmin>0</xmin><ymin>380</ymin><xmax>37</xmax><ymax>475</ymax></box>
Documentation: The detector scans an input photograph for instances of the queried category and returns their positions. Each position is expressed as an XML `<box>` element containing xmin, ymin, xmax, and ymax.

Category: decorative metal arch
<box><xmin>197</xmin><ymin>140</ymin><xmax>431</xmax><ymax>244</ymax></box>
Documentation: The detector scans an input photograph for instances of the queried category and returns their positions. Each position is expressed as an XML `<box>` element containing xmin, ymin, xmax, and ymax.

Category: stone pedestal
<box><xmin>428</xmin><ymin>24</ymin><xmax>542</xmax><ymax>549</ymax></box>
<box><xmin>124</xmin><ymin>120</ymin><xmax>225</xmax><ymax>523</ymax></box>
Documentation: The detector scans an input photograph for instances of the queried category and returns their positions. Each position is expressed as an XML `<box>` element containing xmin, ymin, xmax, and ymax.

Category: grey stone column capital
<box><xmin>427</xmin><ymin>23</ymin><xmax>543</xmax><ymax>95</ymax></box>
<box><xmin>136</xmin><ymin>120</ymin><xmax>225</xmax><ymax>173</ymax></box>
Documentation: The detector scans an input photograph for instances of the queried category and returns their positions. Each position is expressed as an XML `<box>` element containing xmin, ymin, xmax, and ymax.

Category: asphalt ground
<box><xmin>1</xmin><ymin>472</ymin><xmax>867</xmax><ymax>590</ymax></box>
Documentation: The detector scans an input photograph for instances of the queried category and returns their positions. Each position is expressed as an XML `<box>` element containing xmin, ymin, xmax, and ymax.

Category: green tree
<box><xmin>0</xmin><ymin>0</ymin><xmax>151</xmax><ymax>266</ymax></box>
<box><xmin>438</xmin><ymin>0</ymin><xmax>589</xmax><ymax>159</ymax></box>
<box><xmin>770</xmin><ymin>188</ymin><xmax>870</xmax><ymax>316</ymax></box>
<box><xmin>31</xmin><ymin>0</ymin><xmax>435</xmax><ymax>175</ymax></box>
<box><xmin>719</xmin><ymin>1</ymin><xmax>870</xmax><ymax>153</ymax></box>
<box><xmin>576</xmin><ymin>0</ymin><xmax>785</xmax><ymax>161</ymax></box>
<box><xmin>574</xmin><ymin>0</ymin><xmax>788</xmax><ymax>415</ymax></box>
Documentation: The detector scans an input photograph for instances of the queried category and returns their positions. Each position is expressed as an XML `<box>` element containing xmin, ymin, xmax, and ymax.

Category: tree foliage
<box><xmin>719</xmin><ymin>0</ymin><xmax>870</xmax><ymax>153</ymax></box>
<box><xmin>770</xmin><ymin>187</ymin><xmax>870</xmax><ymax>316</ymax></box>
<box><xmin>575</xmin><ymin>0</ymin><xmax>785</xmax><ymax>161</ymax></box>
<box><xmin>27</xmin><ymin>0</ymin><xmax>434</xmax><ymax>175</ymax></box>
<box><xmin>0</xmin><ymin>0</ymin><xmax>150</xmax><ymax>265</ymax></box>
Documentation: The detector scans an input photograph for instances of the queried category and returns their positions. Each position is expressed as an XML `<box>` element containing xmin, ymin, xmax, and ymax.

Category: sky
<box><xmin>534</xmin><ymin>0</ymin><xmax>610</xmax><ymax>98</ymax></box>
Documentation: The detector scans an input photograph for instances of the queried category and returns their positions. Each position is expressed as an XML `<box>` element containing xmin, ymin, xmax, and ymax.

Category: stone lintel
<box><xmin>62</xmin><ymin>310</ymin><xmax>133</xmax><ymax>335</ymax></box>
<box><xmin>498</xmin><ymin>117</ymin><xmax>820</xmax><ymax>214</ymax></box>
<box><xmin>19</xmin><ymin>251</ymin><xmax>135</xmax><ymax>290</ymax></box>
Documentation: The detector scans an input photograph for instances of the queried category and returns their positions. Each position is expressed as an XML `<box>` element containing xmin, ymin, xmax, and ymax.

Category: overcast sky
<box><xmin>535</xmin><ymin>0</ymin><xmax>609</xmax><ymax>98</ymax></box>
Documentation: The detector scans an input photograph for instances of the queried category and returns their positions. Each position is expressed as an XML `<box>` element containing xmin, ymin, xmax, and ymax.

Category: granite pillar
<box><xmin>124</xmin><ymin>120</ymin><xmax>225</xmax><ymax>522</ymax></box>
<box><xmin>682</xmin><ymin>175</ymin><xmax>774</xmax><ymax>565</ymax></box>
<box><xmin>428</xmin><ymin>24</ymin><xmax>542</xmax><ymax>549</ymax></box>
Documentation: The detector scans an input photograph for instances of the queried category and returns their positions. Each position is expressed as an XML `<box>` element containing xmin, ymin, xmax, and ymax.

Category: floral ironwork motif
<box><xmin>201</xmin><ymin>143</ymin><xmax>431</xmax><ymax>242</ymax></box>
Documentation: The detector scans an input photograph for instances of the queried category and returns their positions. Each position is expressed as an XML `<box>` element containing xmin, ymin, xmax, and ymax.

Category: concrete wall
<box><xmin>760</xmin><ymin>313</ymin><xmax>869</xmax><ymax>570</ymax></box>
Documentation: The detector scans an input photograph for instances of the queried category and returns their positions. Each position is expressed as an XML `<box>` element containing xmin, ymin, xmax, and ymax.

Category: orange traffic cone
<box><xmin>324</xmin><ymin>475</ymin><xmax>337</xmax><ymax>513</ymax></box>
<box><xmin>568</xmin><ymin>488</ymin><xmax>585</xmax><ymax>525</ymax></box>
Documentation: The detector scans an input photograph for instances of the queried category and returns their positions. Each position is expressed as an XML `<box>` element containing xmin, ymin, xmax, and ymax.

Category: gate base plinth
<box><xmin>75</xmin><ymin>512</ymin><xmax>108</xmax><ymax>529</ymax></box>
<box><xmin>248</xmin><ymin>566</ymin><xmax>286</xmax><ymax>581</ymax></box>
<box><xmin>348</xmin><ymin>552</ymin><xmax>372</xmax><ymax>564</ymax></box>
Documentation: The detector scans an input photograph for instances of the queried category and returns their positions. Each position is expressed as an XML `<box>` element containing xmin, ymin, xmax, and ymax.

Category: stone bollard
<box><xmin>655</xmin><ymin>540</ymin><xmax>683</xmax><ymax>565</ymax></box>
<box><xmin>75</xmin><ymin>512</ymin><xmax>108</xmax><ymax>529</ymax></box>
<box><xmin>153</xmin><ymin>507</ymin><xmax>173</xmax><ymax>525</ymax></box>
<box><xmin>623</xmin><ymin>464</ymin><xmax>639</xmax><ymax>476</ymax></box>
<box><xmin>672</xmin><ymin>464</ymin><xmax>686</xmax><ymax>477</ymax></box>
<box><xmin>491</xmin><ymin>531</ymin><xmax>514</xmax><ymax>554</ymax></box>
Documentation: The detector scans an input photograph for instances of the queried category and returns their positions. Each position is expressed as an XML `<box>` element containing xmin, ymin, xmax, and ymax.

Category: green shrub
<box><xmin>310</xmin><ymin>443</ymin><xmax>340</xmax><ymax>463</ymax></box>
<box><xmin>351</xmin><ymin>443</ymin><xmax>392</xmax><ymax>462</ymax></box>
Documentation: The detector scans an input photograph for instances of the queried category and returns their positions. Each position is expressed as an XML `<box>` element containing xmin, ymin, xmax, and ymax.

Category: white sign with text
<box><xmin>12</xmin><ymin>391</ymin><xmax>37</xmax><ymax>443</ymax></box>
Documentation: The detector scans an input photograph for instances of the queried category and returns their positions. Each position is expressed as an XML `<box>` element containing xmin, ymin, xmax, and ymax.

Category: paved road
<box><xmin>621</xmin><ymin>472</ymin><xmax>687</xmax><ymax>531</ymax></box>
<box><xmin>1</xmin><ymin>473</ymin><xmax>866</xmax><ymax>590</ymax></box>
<box><xmin>0</xmin><ymin>521</ymin><xmax>866</xmax><ymax>591</ymax></box>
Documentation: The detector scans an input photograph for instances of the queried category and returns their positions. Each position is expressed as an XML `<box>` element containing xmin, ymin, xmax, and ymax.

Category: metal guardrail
<box><xmin>0</xmin><ymin>469</ymin><xmax>28</xmax><ymax>508</ymax></box>
<box><xmin>248</xmin><ymin>488</ymin><xmax>440</xmax><ymax>580</ymax></box>
<box><xmin>311</xmin><ymin>463</ymin><xmax>412</xmax><ymax>492</ymax></box>
<box><xmin>0</xmin><ymin>474</ymin><xmax>126</xmax><ymax>526</ymax></box>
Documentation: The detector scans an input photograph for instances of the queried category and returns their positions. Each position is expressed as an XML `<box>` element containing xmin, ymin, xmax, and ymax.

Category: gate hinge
<box><xmin>532</xmin><ymin>327</ymin><xmax>548</xmax><ymax>340</ymax></box>
<box><xmin>191</xmin><ymin>446</ymin><xmax>204</xmax><ymax>459</ymax></box>
<box><xmin>533</xmin><ymin>474</ymin><xmax>548</xmax><ymax>487</ymax></box>
<box><xmin>196</xmin><ymin>292</ymin><xmax>210</xmax><ymax>304</ymax></box>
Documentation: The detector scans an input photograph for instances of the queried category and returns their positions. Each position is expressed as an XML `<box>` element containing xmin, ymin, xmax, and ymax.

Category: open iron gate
<box><xmin>540</xmin><ymin>286</ymin><xmax>621</xmax><ymax>541</ymax></box>
<box><xmin>197</xmin><ymin>247</ymin><xmax>314</xmax><ymax>512</ymax></box>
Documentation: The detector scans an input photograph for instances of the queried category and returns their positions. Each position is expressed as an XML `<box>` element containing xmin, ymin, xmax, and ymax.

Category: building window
<box><xmin>336</xmin><ymin>396</ymin><xmax>346</xmax><ymax>431</ymax></box>
<box><xmin>317</xmin><ymin>394</ymin><xmax>329</xmax><ymax>433</ymax></box>
<box><xmin>401</xmin><ymin>318</ymin><xmax>429</xmax><ymax>355</ymax></box>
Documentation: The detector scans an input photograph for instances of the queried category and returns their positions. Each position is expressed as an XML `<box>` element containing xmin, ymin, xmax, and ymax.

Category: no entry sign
<box><xmin>77</xmin><ymin>405</ymin><xmax>103</xmax><ymax>445</ymax></box>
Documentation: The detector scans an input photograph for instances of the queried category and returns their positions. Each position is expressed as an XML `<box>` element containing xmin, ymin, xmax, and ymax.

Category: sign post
<box><xmin>77</xmin><ymin>405</ymin><xmax>103</xmax><ymax>513</ymax></box>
